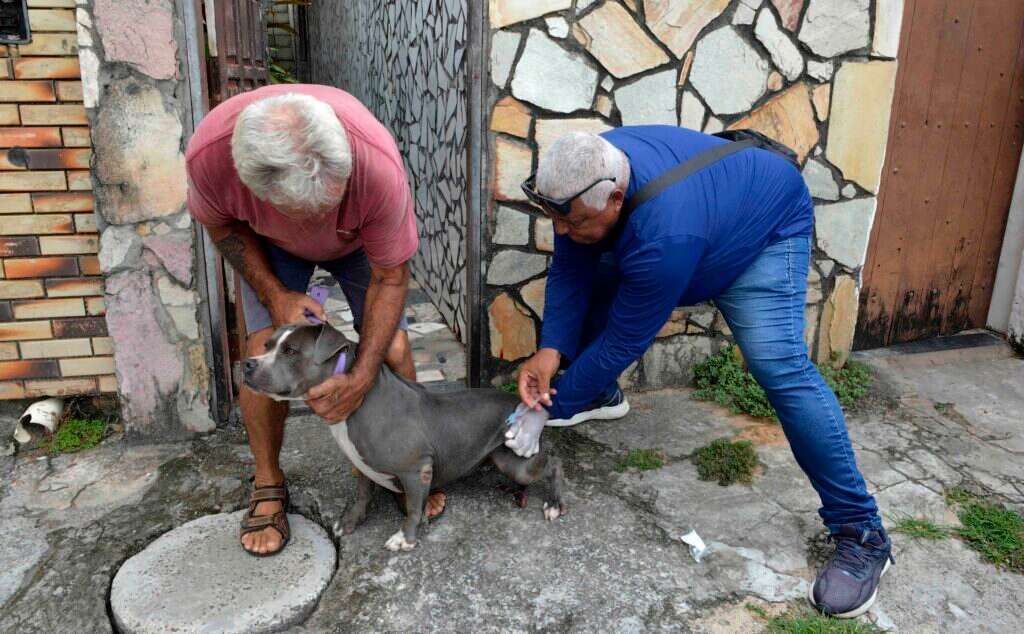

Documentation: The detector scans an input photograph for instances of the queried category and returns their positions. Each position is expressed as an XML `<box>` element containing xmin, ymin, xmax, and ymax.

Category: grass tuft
<box><xmin>766</xmin><ymin>607</ymin><xmax>884</xmax><ymax>633</ymax></box>
<box><xmin>694</xmin><ymin>438</ymin><xmax>758</xmax><ymax>486</ymax></box>
<box><xmin>616</xmin><ymin>448</ymin><xmax>666</xmax><ymax>472</ymax></box>
<box><xmin>45</xmin><ymin>417</ymin><xmax>108</xmax><ymax>455</ymax></box>
<box><xmin>692</xmin><ymin>348</ymin><xmax>874</xmax><ymax>419</ymax></box>
<box><xmin>890</xmin><ymin>516</ymin><xmax>948</xmax><ymax>540</ymax></box>
<box><xmin>499</xmin><ymin>382</ymin><xmax>518</xmax><ymax>394</ymax></box>
<box><xmin>955</xmin><ymin>501</ymin><xmax>1024</xmax><ymax>572</ymax></box>
<box><xmin>693</xmin><ymin>348</ymin><xmax>776</xmax><ymax>419</ymax></box>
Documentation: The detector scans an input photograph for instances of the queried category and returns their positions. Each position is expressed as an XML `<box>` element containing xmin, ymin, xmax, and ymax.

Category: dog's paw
<box><xmin>384</xmin><ymin>530</ymin><xmax>417</xmax><ymax>551</ymax></box>
<box><xmin>543</xmin><ymin>501</ymin><xmax>566</xmax><ymax>521</ymax></box>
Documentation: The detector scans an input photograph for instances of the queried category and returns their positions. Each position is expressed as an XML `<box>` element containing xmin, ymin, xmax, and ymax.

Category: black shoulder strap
<box><xmin>623</xmin><ymin>138</ymin><xmax>759</xmax><ymax>214</ymax></box>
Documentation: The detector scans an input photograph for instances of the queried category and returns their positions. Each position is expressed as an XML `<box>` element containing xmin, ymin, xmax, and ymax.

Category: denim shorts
<box><xmin>239</xmin><ymin>241</ymin><xmax>409</xmax><ymax>334</ymax></box>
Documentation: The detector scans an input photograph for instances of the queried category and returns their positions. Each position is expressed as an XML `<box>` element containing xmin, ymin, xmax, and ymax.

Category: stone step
<box><xmin>111</xmin><ymin>512</ymin><xmax>335</xmax><ymax>634</ymax></box>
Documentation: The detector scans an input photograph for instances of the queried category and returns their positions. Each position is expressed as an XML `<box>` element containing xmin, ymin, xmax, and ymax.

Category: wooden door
<box><xmin>208</xmin><ymin>0</ymin><xmax>269</xmax><ymax>106</ymax></box>
<box><xmin>855</xmin><ymin>0</ymin><xmax>1024</xmax><ymax>349</ymax></box>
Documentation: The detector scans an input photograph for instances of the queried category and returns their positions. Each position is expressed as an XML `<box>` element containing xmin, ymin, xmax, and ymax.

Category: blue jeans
<box><xmin>239</xmin><ymin>242</ymin><xmax>409</xmax><ymax>334</ymax></box>
<box><xmin>715</xmin><ymin>235</ymin><xmax>880</xmax><ymax>532</ymax></box>
<box><xmin>582</xmin><ymin>235</ymin><xmax>881</xmax><ymax>532</ymax></box>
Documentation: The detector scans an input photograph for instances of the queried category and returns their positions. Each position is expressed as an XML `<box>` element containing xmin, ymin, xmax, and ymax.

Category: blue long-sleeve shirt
<box><xmin>542</xmin><ymin>126</ymin><xmax>814</xmax><ymax>419</ymax></box>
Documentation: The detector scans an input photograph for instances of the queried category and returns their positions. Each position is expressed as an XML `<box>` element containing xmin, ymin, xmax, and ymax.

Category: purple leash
<box><xmin>305</xmin><ymin>285</ymin><xmax>348</xmax><ymax>375</ymax></box>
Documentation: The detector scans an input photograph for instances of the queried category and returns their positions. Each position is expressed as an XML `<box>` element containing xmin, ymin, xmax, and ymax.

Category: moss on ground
<box><xmin>45</xmin><ymin>417</ymin><xmax>108</xmax><ymax>455</ymax></box>
<box><xmin>890</xmin><ymin>516</ymin><xmax>948</xmax><ymax>540</ymax></box>
<box><xmin>694</xmin><ymin>438</ymin><xmax>759</xmax><ymax>486</ymax></box>
<box><xmin>948</xmin><ymin>493</ymin><xmax>1024</xmax><ymax>573</ymax></box>
<box><xmin>615</xmin><ymin>448</ymin><xmax>666</xmax><ymax>472</ymax></box>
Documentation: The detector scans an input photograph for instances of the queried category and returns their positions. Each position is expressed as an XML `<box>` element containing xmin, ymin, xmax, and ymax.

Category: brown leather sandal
<box><xmin>239</xmin><ymin>483</ymin><xmax>291</xmax><ymax>557</ymax></box>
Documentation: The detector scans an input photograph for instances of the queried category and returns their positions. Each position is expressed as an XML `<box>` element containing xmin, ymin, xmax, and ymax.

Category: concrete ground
<box><xmin>1</xmin><ymin>336</ymin><xmax>1022</xmax><ymax>632</ymax></box>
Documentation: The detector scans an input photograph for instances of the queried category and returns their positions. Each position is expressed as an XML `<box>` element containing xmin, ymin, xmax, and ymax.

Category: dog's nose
<box><xmin>243</xmin><ymin>359</ymin><xmax>257</xmax><ymax>375</ymax></box>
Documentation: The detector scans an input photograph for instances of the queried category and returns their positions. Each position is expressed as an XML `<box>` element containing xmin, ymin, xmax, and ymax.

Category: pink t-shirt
<box><xmin>185</xmin><ymin>84</ymin><xmax>418</xmax><ymax>267</ymax></box>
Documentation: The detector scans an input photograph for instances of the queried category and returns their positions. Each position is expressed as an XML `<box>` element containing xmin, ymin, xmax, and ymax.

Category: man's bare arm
<box><xmin>349</xmin><ymin>261</ymin><xmax>410</xmax><ymax>384</ymax></box>
<box><xmin>206</xmin><ymin>222</ymin><xmax>286</xmax><ymax>304</ymax></box>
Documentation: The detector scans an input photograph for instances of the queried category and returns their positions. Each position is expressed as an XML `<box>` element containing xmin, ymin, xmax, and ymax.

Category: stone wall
<box><xmin>76</xmin><ymin>0</ymin><xmax>214</xmax><ymax>435</ymax></box>
<box><xmin>307</xmin><ymin>1</ymin><xmax>471</xmax><ymax>341</ymax></box>
<box><xmin>0</xmin><ymin>0</ymin><xmax>113</xmax><ymax>400</ymax></box>
<box><xmin>482</xmin><ymin>0</ymin><xmax>902</xmax><ymax>387</ymax></box>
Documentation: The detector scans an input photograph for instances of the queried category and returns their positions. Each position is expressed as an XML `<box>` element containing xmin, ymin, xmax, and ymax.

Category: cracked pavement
<box><xmin>1</xmin><ymin>341</ymin><xmax>1022</xmax><ymax>632</ymax></box>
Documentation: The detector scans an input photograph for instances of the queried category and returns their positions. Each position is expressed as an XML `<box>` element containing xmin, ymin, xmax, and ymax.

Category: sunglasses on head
<box><xmin>520</xmin><ymin>174</ymin><xmax>616</xmax><ymax>217</ymax></box>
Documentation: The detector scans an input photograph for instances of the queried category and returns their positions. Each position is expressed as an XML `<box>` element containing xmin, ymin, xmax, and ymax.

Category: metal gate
<box><xmin>207</xmin><ymin>0</ymin><xmax>269</xmax><ymax>106</ymax></box>
<box><xmin>855</xmin><ymin>0</ymin><xmax>1024</xmax><ymax>348</ymax></box>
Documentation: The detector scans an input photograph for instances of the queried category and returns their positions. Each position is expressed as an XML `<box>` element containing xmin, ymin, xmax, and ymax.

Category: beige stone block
<box><xmin>13</xmin><ymin>297</ymin><xmax>85</xmax><ymax>319</ymax></box>
<box><xmin>490</xmin><ymin>96</ymin><xmax>531</xmax><ymax>139</ymax></box>
<box><xmin>25</xmin><ymin>377</ymin><xmax>97</xmax><ymax>396</ymax></box>
<box><xmin>0</xmin><ymin>170</ymin><xmax>67</xmax><ymax>192</ymax></box>
<box><xmin>520</xmin><ymin>277</ymin><xmax>546</xmax><ymax>318</ymax></box>
<box><xmin>59</xmin><ymin>355</ymin><xmax>115</xmax><ymax>376</ymax></box>
<box><xmin>728</xmin><ymin>82</ymin><xmax>818</xmax><ymax>163</ymax></box>
<box><xmin>816</xmin><ymin>275</ymin><xmax>858</xmax><ymax>368</ymax></box>
<box><xmin>0</xmin><ymin>104</ymin><xmax>19</xmax><ymax>125</ymax></box>
<box><xmin>812</xmin><ymin>83</ymin><xmax>831</xmax><ymax>121</ymax></box>
<box><xmin>534</xmin><ymin>217</ymin><xmax>554</xmax><ymax>252</ymax></box>
<box><xmin>85</xmin><ymin>296</ymin><xmax>105</xmax><ymax>315</ymax></box>
<box><xmin>595</xmin><ymin>94</ymin><xmax>613</xmax><ymax>118</ymax></box>
<box><xmin>19</xmin><ymin>337</ymin><xmax>91</xmax><ymax>359</ymax></box>
<box><xmin>490</xmin><ymin>0</ymin><xmax>572</xmax><ymax>28</ymax></box>
<box><xmin>0</xmin><ymin>342</ymin><xmax>18</xmax><ymax>360</ymax></box>
<box><xmin>0</xmin><ymin>193</ymin><xmax>32</xmax><ymax>213</ymax></box>
<box><xmin>578</xmin><ymin>2</ymin><xmax>668</xmax><ymax>78</ymax></box>
<box><xmin>534</xmin><ymin>117</ymin><xmax>611</xmax><ymax>158</ymax></box>
<box><xmin>39</xmin><ymin>234</ymin><xmax>98</xmax><ymax>254</ymax></box>
<box><xmin>826</xmin><ymin>61</ymin><xmax>898</xmax><ymax>193</ymax></box>
<box><xmin>0</xmin><ymin>280</ymin><xmax>45</xmax><ymax>299</ymax></box>
<box><xmin>0</xmin><ymin>381</ymin><xmax>27</xmax><ymax>399</ymax></box>
<box><xmin>767</xmin><ymin>71</ymin><xmax>783</xmax><ymax>92</ymax></box>
<box><xmin>804</xmin><ymin>303</ymin><xmax>820</xmax><ymax>358</ymax></box>
<box><xmin>92</xmin><ymin>337</ymin><xmax>113</xmax><ymax>355</ymax></box>
<box><xmin>644</xmin><ymin>0</ymin><xmax>730</xmax><ymax>57</ymax></box>
<box><xmin>28</xmin><ymin>9</ymin><xmax>77</xmax><ymax>32</ymax></box>
<box><xmin>0</xmin><ymin>320</ymin><xmax>52</xmax><ymax>341</ymax></box>
<box><xmin>488</xmin><ymin>293</ymin><xmax>537</xmax><ymax>361</ymax></box>
<box><xmin>493</xmin><ymin>136</ymin><xmax>532</xmax><ymax>203</ymax></box>
<box><xmin>98</xmin><ymin>374</ymin><xmax>118</xmax><ymax>393</ymax></box>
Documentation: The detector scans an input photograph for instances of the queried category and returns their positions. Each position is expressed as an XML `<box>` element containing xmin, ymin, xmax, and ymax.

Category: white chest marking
<box><xmin>329</xmin><ymin>422</ymin><xmax>400</xmax><ymax>492</ymax></box>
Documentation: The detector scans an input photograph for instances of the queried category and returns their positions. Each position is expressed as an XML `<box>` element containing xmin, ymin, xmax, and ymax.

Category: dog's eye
<box><xmin>282</xmin><ymin>345</ymin><xmax>298</xmax><ymax>356</ymax></box>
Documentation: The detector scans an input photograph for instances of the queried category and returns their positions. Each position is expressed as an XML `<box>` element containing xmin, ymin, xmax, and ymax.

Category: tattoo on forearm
<box><xmin>216</xmin><ymin>234</ymin><xmax>247</xmax><ymax>272</ymax></box>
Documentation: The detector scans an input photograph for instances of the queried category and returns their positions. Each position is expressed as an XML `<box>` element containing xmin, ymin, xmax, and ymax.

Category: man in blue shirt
<box><xmin>508</xmin><ymin>127</ymin><xmax>893</xmax><ymax>618</ymax></box>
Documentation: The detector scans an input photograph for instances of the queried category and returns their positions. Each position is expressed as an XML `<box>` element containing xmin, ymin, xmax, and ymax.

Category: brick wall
<box><xmin>0</xmin><ymin>0</ymin><xmax>113</xmax><ymax>400</ymax></box>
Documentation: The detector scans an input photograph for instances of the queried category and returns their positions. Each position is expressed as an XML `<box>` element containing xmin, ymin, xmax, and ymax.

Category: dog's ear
<box><xmin>312</xmin><ymin>324</ymin><xmax>350</xmax><ymax>365</ymax></box>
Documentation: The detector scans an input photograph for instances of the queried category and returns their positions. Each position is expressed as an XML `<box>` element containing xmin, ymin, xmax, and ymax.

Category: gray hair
<box><xmin>231</xmin><ymin>93</ymin><xmax>352</xmax><ymax>211</ymax></box>
<box><xmin>535</xmin><ymin>132</ymin><xmax>630</xmax><ymax>209</ymax></box>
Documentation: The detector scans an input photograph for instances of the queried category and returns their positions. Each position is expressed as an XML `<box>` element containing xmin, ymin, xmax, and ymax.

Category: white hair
<box><xmin>535</xmin><ymin>132</ymin><xmax>630</xmax><ymax>209</ymax></box>
<box><xmin>231</xmin><ymin>93</ymin><xmax>352</xmax><ymax>212</ymax></box>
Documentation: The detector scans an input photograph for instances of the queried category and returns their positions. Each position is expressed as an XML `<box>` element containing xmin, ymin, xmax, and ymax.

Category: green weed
<box><xmin>692</xmin><ymin>348</ymin><xmax>874</xmax><ymax>419</ymax></box>
<box><xmin>890</xmin><ymin>516</ymin><xmax>948</xmax><ymax>540</ymax></box>
<box><xmin>500</xmin><ymin>382</ymin><xmax>518</xmax><ymax>394</ymax></box>
<box><xmin>616</xmin><ymin>448</ymin><xmax>666</xmax><ymax>472</ymax></box>
<box><xmin>955</xmin><ymin>500</ymin><xmax>1024</xmax><ymax>572</ymax></box>
<box><xmin>45</xmin><ymin>418</ymin><xmax>108</xmax><ymax>455</ymax></box>
<box><xmin>766</xmin><ymin>607</ymin><xmax>884</xmax><ymax>633</ymax></box>
<box><xmin>694</xmin><ymin>438</ymin><xmax>758</xmax><ymax>486</ymax></box>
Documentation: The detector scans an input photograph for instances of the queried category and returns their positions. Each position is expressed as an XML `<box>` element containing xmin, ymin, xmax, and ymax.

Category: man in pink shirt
<box><xmin>187</xmin><ymin>85</ymin><xmax>436</xmax><ymax>556</ymax></box>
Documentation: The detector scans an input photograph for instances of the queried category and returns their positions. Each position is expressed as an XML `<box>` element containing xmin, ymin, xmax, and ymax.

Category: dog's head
<box><xmin>241</xmin><ymin>323</ymin><xmax>352</xmax><ymax>400</ymax></box>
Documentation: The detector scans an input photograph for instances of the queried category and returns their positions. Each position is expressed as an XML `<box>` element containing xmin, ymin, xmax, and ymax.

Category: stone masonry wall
<box><xmin>307</xmin><ymin>1</ymin><xmax>471</xmax><ymax>342</ymax></box>
<box><xmin>75</xmin><ymin>0</ymin><xmax>214</xmax><ymax>435</ymax></box>
<box><xmin>0</xmin><ymin>0</ymin><xmax>114</xmax><ymax>400</ymax></box>
<box><xmin>483</xmin><ymin>0</ymin><xmax>902</xmax><ymax>387</ymax></box>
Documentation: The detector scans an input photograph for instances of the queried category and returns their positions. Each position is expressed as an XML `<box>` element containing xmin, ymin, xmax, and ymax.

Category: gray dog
<box><xmin>242</xmin><ymin>322</ymin><xmax>566</xmax><ymax>551</ymax></box>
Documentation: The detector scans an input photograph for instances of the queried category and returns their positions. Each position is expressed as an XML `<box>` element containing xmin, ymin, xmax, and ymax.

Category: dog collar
<box><xmin>334</xmin><ymin>352</ymin><xmax>348</xmax><ymax>376</ymax></box>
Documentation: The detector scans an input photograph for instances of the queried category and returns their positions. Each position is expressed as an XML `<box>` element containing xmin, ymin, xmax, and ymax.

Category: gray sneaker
<box><xmin>546</xmin><ymin>386</ymin><xmax>630</xmax><ymax>427</ymax></box>
<box><xmin>809</xmin><ymin>525</ymin><xmax>894</xmax><ymax>618</ymax></box>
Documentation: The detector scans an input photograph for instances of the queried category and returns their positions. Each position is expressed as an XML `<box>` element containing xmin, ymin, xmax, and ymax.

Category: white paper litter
<box><xmin>680</xmin><ymin>529</ymin><xmax>708</xmax><ymax>562</ymax></box>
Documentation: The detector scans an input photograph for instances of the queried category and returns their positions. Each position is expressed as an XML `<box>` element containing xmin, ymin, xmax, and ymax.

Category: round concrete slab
<box><xmin>111</xmin><ymin>512</ymin><xmax>335</xmax><ymax>634</ymax></box>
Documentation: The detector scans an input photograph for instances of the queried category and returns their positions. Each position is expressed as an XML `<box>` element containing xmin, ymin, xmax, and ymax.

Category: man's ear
<box><xmin>608</xmin><ymin>188</ymin><xmax>625</xmax><ymax>213</ymax></box>
<box><xmin>312</xmin><ymin>324</ymin><xmax>350</xmax><ymax>364</ymax></box>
